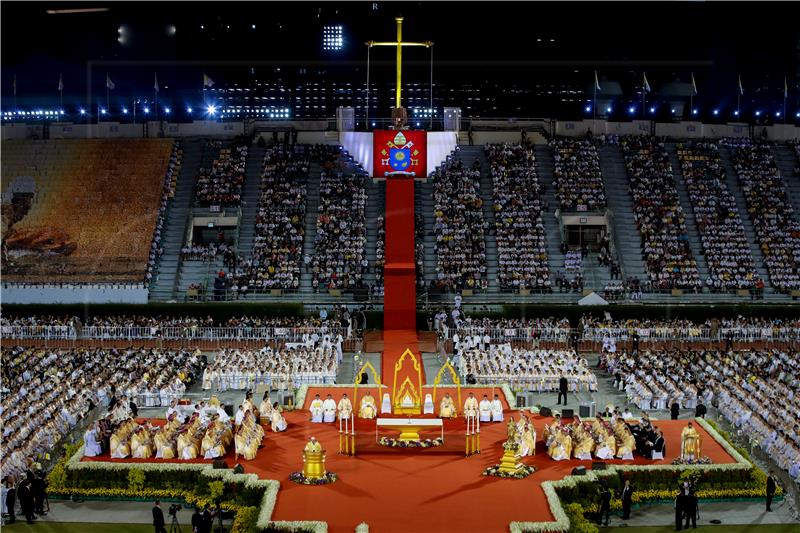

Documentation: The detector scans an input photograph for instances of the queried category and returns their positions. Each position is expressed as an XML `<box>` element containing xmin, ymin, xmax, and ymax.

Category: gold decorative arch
<box><xmin>392</xmin><ymin>348</ymin><xmax>423</xmax><ymax>414</ymax></box>
<box><xmin>353</xmin><ymin>360</ymin><xmax>384</xmax><ymax>408</ymax></box>
<box><xmin>431</xmin><ymin>359</ymin><xmax>462</xmax><ymax>408</ymax></box>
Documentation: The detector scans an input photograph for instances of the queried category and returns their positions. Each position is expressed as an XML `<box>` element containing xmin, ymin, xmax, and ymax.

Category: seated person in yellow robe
<box><xmin>131</xmin><ymin>428</ymin><xmax>153</xmax><ymax>459</ymax></box>
<box><xmin>573</xmin><ymin>431</ymin><xmax>595</xmax><ymax>460</ymax></box>
<box><xmin>270</xmin><ymin>402</ymin><xmax>288</xmax><ymax>432</ymax></box>
<box><xmin>520</xmin><ymin>422</ymin><xmax>536</xmax><ymax>457</ymax></box>
<box><xmin>616</xmin><ymin>427</ymin><xmax>636</xmax><ymax>459</ymax></box>
<box><xmin>359</xmin><ymin>392</ymin><xmax>377</xmax><ymax>419</ymax></box>
<box><xmin>439</xmin><ymin>393</ymin><xmax>457</xmax><ymax>419</ymax></box>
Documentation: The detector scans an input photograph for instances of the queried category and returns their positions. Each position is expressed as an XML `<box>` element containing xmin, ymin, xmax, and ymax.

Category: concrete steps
<box><xmin>534</xmin><ymin>145</ymin><xmax>564</xmax><ymax>283</ymax></box>
<box><xmin>236</xmin><ymin>145</ymin><xmax>267</xmax><ymax>255</ymax></box>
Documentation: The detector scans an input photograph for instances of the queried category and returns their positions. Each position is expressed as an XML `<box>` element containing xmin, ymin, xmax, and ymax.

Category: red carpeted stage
<box><xmin>85</xmin><ymin>390</ymin><xmax>737</xmax><ymax>533</ymax></box>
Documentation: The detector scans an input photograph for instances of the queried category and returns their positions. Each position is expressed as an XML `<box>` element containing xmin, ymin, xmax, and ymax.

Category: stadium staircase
<box><xmin>235</xmin><ymin>144</ymin><xmax>267</xmax><ymax>257</ymax></box>
<box><xmin>598</xmin><ymin>145</ymin><xmax>647</xmax><ymax>287</ymax></box>
<box><xmin>774</xmin><ymin>144</ymin><xmax>800</xmax><ymax>214</ymax></box>
<box><xmin>416</xmin><ymin>178</ymin><xmax>437</xmax><ymax>294</ymax></box>
<box><xmin>718</xmin><ymin>145</ymin><xmax>772</xmax><ymax>292</ymax></box>
<box><xmin>148</xmin><ymin>139</ymin><xmax>203</xmax><ymax>301</ymax></box>
<box><xmin>533</xmin><ymin>145</ymin><xmax>567</xmax><ymax>288</ymax></box>
<box><xmin>364</xmin><ymin>178</ymin><xmax>385</xmax><ymax>290</ymax></box>
<box><xmin>298</xmin><ymin>162</ymin><xmax>323</xmax><ymax>292</ymax></box>
<box><xmin>664</xmin><ymin>144</ymin><xmax>711</xmax><ymax>287</ymax></box>
<box><xmin>456</xmin><ymin>144</ymin><xmax>499</xmax><ymax>293</ymax></box>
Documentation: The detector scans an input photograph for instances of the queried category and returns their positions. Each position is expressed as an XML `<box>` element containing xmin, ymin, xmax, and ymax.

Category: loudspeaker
<box><xmin>592</xmin><ymin>461</ymin><xmax>607</xmax><ymax>471</ymax></box>
<box><xmin>233</xmin><ymin>464</ymin><xmax>245</xmax><ymax>474</ymax></box>
<box><xmin>213</xmin><ymin>460</ymin><xmax>228</xmax><ymax>469</ymax></box>
<box><xmin>562</xmin><ymin>408</ymin><xmax>574</xmax><ymax>418</ymax></box>
<box><xmin>539</xmin><ymin>406</ymin><xmax>552</xmax><ymax>417</ymax></box>
<box><xmin>223</xmin><ymin>404</ymin><xmax>234</xmax><ymax>417</ymax></box>
<box><xmin>579</xmin><ymin>402</ymin><xmax>596</xmax><ymax>418</ymax></box>
<box><xmin>571</xmin><ymin>466</ymin><xmax>587</xmax><ymax>476</ymax></box>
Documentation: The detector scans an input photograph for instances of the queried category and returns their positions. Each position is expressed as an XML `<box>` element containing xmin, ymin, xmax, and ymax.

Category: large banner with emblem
<box><xmin>373</xmin><ymin>130</ymin><xmax>427</xmax><ymax>179</ymax></box>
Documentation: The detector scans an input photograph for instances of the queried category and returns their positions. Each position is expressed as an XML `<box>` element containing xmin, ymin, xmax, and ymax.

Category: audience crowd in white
<box><xmin>621</xmin><ymin>136</ymin><xmax>701</xmax><ymax>291</ymax></box>
<box><xmin>723</xmin><ymin>138</ymin><xmax>800</xmax><ymax>294</ymax></box>
<box><xmin>431</xmin><ymin>158</ymin><xmax>488</xmax><ymax>292</ymax></box>
<box><xmin>676</xmin><ymin>141</ymin><xmax>759</xmax><ymax>291</ymax></box>
<box><xmin>195</xmin><ymin>141</ymin><xmax>248</xmax><ymax>206</ymax></box>
<box><xmin>486</xmin><ymin>143</ymin><xmax>550</xmax><ymax>292</ymax></box>
<box><xmin>550</xmin><ymin>138</ymin><xmax>607</xmax><ymax>211</ymax></box>
<box><xmin>311</xmin><ymin>156</ymin><xmax>368</xmax><ymax>292</ymax></box>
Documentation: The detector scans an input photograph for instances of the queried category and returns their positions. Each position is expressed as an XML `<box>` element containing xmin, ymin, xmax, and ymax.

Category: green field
<box><xmin>602</xmin><ymin>525</ymin><xmax>799</xmax><ymax>533</ymax></box>
<box><xmin>1</xmin><ymin>522</ymin><xmax>193</xmax><ymax>533</ymax></box>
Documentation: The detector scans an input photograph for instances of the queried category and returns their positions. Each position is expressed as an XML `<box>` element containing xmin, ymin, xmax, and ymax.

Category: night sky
<box><xmin>2</xmin><ymin>1</ymin><xmax>798</xmax><ymax>114</ymax></box>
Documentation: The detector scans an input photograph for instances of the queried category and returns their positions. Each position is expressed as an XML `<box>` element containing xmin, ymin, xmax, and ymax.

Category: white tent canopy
<box><xmin>577</xmin><ymin>292</ymin><xmax>609</xmax><ymax>306</ymax></box>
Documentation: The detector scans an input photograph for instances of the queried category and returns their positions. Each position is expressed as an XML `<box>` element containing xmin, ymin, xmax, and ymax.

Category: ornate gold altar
<box><xmin>392</xmin><ymin>348</ymin><xmax>424</xmax><ymax>415</ymax></box>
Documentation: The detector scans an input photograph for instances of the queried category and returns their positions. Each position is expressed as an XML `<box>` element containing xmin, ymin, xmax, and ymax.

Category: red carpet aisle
<box><xmin>81</xmin><ymin>412</ymin><xmax>737</xmax><ymax>533</ymax></box>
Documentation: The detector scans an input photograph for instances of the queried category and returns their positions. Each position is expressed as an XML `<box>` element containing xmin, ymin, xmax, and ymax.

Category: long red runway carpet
<box><xmin>84</xmin><ymin>389</ymin><xmax>737</xmax><ymax>533</ymax></box>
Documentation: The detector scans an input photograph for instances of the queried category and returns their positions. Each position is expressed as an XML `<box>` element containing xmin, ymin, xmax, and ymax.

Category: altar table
<box><xmin>375</xmin><ymin>418</ymin><xmax>444</xmax><ymax>442</ymax></box>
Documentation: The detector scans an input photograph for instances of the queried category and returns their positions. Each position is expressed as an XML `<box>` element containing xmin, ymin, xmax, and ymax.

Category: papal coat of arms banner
<box><xmin>373</xmin><ymin>130</ymin><xmax>427</xmax><ymax>178</ymax></box>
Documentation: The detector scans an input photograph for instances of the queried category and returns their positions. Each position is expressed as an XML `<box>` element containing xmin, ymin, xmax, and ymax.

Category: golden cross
<box><xmin>367</xmin><ymin>17</ymin><xmax>432</xmax><ymax>109</ymax></box>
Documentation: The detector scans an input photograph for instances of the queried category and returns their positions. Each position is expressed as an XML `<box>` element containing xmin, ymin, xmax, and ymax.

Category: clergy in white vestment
<box><xmin>322</xmin><ymin>394</ymin><xmax>337</xmax><ymax>423</ymax></box>
<box><xmin>337</xmin><ymin>394</ymin><xmax>353</xmax><ymax>420</ymax></box>
<box><xmin>309</xmin><ymin>394</ymin><xmax>324</xmax><ymax>423</ymax></box>
<box><xmin>423</xmin><ymin>394</ymin><xmax>435</xmax><ymax>414</ymax></box>
<box><xmin>202</xmin><ymin>368</ymin><xmax>213</xmax><ymax>390</ymax></box>
<box><xmin>83</xmin><ymin>423</ymin><xmax>103</xmax><ymax>457</ymax></box>
<box><xmin>491</xmin><ymin>394</ymin><xmax>504</xmax><ymax>422</ymax></box>
<box><xmin>463</xmin><ymin>393</ymin><xmax>479</xmax><ymax>419</ymax></box>
<box><xmin>234</xmin><ymin>405</ymin><xmax>245</xmax><ymax>427</ymax></box>
<box><xmin>478</xmin><ymin>395</ymin><xmax>492</xmax><ymax>423</ymax></box>
<box><xmin>270</xmin><ymin>402</ymin><xmax>288</xmax><ymax>432</ymax></box>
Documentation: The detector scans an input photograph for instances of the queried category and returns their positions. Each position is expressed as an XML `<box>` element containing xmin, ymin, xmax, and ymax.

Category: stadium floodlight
<box><xmin>606</xmin><ymin>106</ymin><xmax>612</xmax><ymax>113</ymax></box>
<box><xmin>252</xmin><ymin>24</ymin><xmax>256</xmax><ymax>29</ymax></box>
<box><xmin>713</xmin><ymin>109</ymin><xmax>719</xmax><ymax>116</ymax></box>
<box><xmin>122</xmin><ymin>108</ymin><xmax>128</xmax><ymax>114</ymax></box>
<box><xmin>164</xmin><ymin>107</ymin><xmax>171</xmax><ymax>114</ymax></box>
<box><xmin>187</xmin><ymin>107</ymin><xmax>193</xmax><ymax>113</ymax></box>
<box><xmin>144</xmin><ymin>107</ymin><xmax>150</xmax><ymax>114</ymax></box>
<box><xmin>754</xmin><ymin>110</ymin><xmax>761</xmax><ymax>117</ymax></box>
<box><xmin>416</xmin><ymin>122</ymin><xmax>421</xmax><ymax>127</ymax></box>
<box><xmin>372</xmin><ymin>122</ymin><xmax>376</xmax><ymax>127</ymax></box>
<box><xmin>628</xmin><ymin>106</ymin><xmax>635</xmax><ymax>114</ymax></box>
<box><xmin>796</xmin><ymin>111</ymin><xmax>800</xmax><ymax>118</ymax></box>
<box><xmin>584</xmin><ymin>105</ymin><xmax>591</xmax><ymax>113</ymax></box>
<box><xmin>692</xmin><ymin>109</ymin><xmax>698</xmax><ymax>115</ymax></box>
<box><xmin>101</xmin><ymin>108</ymin><xmax>107</xmax><ymax>115</ymax></box>
<box><xmin>80</xmin><ymin>108</ymin><xmax>86</xmax><ymax>115</ymax></box>
<box><xmin>60</xmin><ymin>110</ymin><xmax>64</xmax><ymax>115</ymax></box>
<box><xmin>670</xmin><ymin>108</ymin><xmax>676</xmax><ymax>114</ymax></box>
<box><xmin>734</xmin><ymin>110</ymin><xmax>739</xmax><ymax>116</ymax></box>
<box><xmin>775</xmin><ymin>111</ymin><xmax>781</xmax><ymax>117</ymax></box>
<box><xmin>207</xmin><ymin>105</ymin><xmax>217</xmax><ymax>115</ymax></box>
<box><xmin>322</xmin><ymin>25</ymin><xmax>344</xmax><ymax>51</ymax></box>
<box><xmin>649</xmin><ymin>107</ymin><xmax>656</xmax><ymax>114</ymax></box>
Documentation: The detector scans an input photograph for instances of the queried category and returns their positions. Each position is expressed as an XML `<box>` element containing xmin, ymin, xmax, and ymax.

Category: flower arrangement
<box><xmin>671</xmin><ymin>456</ymin><xmax>713</xmax><ymax>465</ymax></box>
<box><xmin>355</xmin><ymin>522</ymin><xmax>369</xmax><ymax>533</ymax></box>
<box><xmin>289</xmin><ymin>472</ymin><xmax>338</xmax><ymax>485</ymax></box>
<box><xmin>482</xmin><ymin>464</ymin><xmax>536</xmax><ymax>479</ymax></box>
<box><xmin>377</xmin><ymin>437</ymin><xmax>444</xmax><ymax>449</ymax></box>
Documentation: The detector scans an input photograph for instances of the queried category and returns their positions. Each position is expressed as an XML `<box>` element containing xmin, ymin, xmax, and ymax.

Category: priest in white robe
<box><xmin>83</xmin><ymin>423</ymin><xmax>103</xmax><ymax>457</ymax></box>
<box><xmin>491</xmin><ymin>394</ymin><xmax>504</xmax><ymax>422</ymax></box>
<box><xmin>478</xmin><ymin>395</ymin><xmax>492</xmax><ymax>423</ymax></box>
<box><xmin>463</xmin><ymin>392</ymin><xmax>479</xmax><ymax>419</ymax></box>
<box><xmin>322</xmin><ymin>394</ymin><xmax>337</xmax><ymax>423</ymax></box>
<box><xmin>337</xmin><ymin>393</ymin><xmax>353</xmax><ymax>420</ymax></box>
<box><xmin>309</xmin><ymin>394</ymin><xmax>324</xmax><ymax>423</ymax></box>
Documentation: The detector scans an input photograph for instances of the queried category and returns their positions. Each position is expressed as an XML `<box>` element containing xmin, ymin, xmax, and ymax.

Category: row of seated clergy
<box><xmin>235</xmin><ymin>411</ymin><xmax>265</xmax><ymax>460</ymax></box>
<box><xmin>307</xmin><ymin>391</ymin><xmax>505</xmax><ymax>421</ymax></box>
<box><xmin>257</xmin><ymin>396</ymin><xmax>288</xmax><ymax>432</ymax></box>
<box><xmin>543</xmin><ymin>415</ymin><xmax>637</xmax><ymax>461</ymax></box>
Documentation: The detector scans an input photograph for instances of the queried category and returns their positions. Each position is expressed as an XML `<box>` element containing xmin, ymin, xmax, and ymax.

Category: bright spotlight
<box><xmin>60</xmin><ymin>110</ymin><xmax>64</xmax><ymax>115</ymax></box>
<box><xmin>122</xmin><ymin>108</ymin><xmax>128</xmax><ymax>114</ymax></box>
<box><xmin>713</xmin><ymin>109</ymin><xmax>719</xmax><ymax>116</ymax></box>
<box><xmin>101</xmin><ymin>108</ymin><xmax>107</xmax><ymax>115</ymax></box>
<box><xmin>144</xmin><ymin>107</ymin><xmax>150</xmax><ymax>114</ymax></box>
<box><xmin>416</xmin><ymin>122</ymin><xmax>420</xmax><ymax>127</ymax></box>
<box><xmin>649</xmin><ymin>107</ymin><xmax>655</xmax><ymax>113</ymax></box>
<box><xmin>671</xmin><ymin>109</ymin><xmax>676</xmax><ymax>114</ymax></box>
<box><xmin>628</xmin><ymin>106</ymin><xmax>635</xmax><ymax>114</ymax></box>
<box><xmin>80</xmin><ymin>108</ymin><xmax>86</xmax><ymax>115</ymax></box>
<box><xmin>796</xmin><ymin>111</ymin><xmax>800</xmax><ymax>118</ymax></box>
<box><xmin>692</xmin><ymin>109</ymin><xmax>698</xmax><ymax>115</ymax></box>
<box><xmin>251</xmin><ymin>24</ymin><xmax>256</xmax><ymax>29</ymax></box>
<box><xmin>584</xmin><ymin>105</ymin><xmax>591</xmax><ymax>113</ymax></box>
<box><xmin>371</xmin><ymin>122</ymin><xmax>376</xmax><ymax>127</ymax></box>
<box><xmin>775</xmin><ymin>111</ymin><xmax>781</xmax><ymax>117</ymax></box>
<box><xmin>606</xmin><ymin>106</ymin><xmax>612</xmax><ymax>113</ymax></box>
<box><xmin>166</xmin><ymin>24</ymin><xmax>176</xmax><ymax>36</ymax></box>
<box><xmin>207</xmin><ymin>105</ymin><xmax>217</xmax><ymax>115</ymax></box>
<box><xmin>187</xmin><ymin>107</ymin><xmax>193</xmax><ymax>113</ymax></box>
<box><xmin>734</xmin><ymin>110</ymin><xmax>740</xmax><ymax>116</ymax></box>
<box><xmin>755</xmin><ymin>110</ymin><xmax>761</xmax><ymax>117</ymax></box>
<box><xmin>164</xmin><ymin>107</ymin><xmax>171</xmax><ymax>114</ymax></box>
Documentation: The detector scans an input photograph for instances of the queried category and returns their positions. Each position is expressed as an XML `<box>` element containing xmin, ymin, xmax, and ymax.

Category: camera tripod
<box><xmin>168</xmin><ymin>512</ymin><xmax>180</xmax><ymax>533</ymax></box>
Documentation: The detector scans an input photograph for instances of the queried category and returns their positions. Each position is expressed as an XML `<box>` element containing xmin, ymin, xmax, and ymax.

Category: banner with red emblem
<box><xmin>373</xmin><ymin>130</ymin><xmax>427</xmax><ymax>179</ymax></box>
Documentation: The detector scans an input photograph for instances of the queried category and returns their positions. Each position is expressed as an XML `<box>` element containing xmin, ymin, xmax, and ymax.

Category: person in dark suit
<box><xmin>4</xmin><ymin>476</ymin><xmax>16</xmax><ymax>524</ymax></box>
<box><xmin>652</xmin><ymin>430</ymin><xmax>666</xmax><ymax>458</ymax></box>
<box><xmin>32</xmin><ymin>470</ymin><xmax>46</xmax><ymax>515</ymax></box>
<box><xmin>670</xmin><ymin>401</ymin><xmax>680</xmax><ymax>420</ymax></box>
<box><xmin>695</xmin><ymin>402</ymin><xmax>707</xmax><ymax>418</ymax></box>
<box><xmin>152</xmin><ymin>500</ymin><xmax>166</xmax><ymax>533</ymax></box>
<box><xmin>597</xmin><ymin>482</ymin><xmax>611</xmax><ymax>526</ymax></box>
<box><xmin>191</xmin><ymin>507</ymin><xmax>203</xmax><ymax>532</ymax></box>
<box><xmin>557</xmin><ymin>376</ymin><xmax>568</xmax><ymax>405</ymax></box>
<box><xmin>129</xmin><ymin>398</ymin><xmax>139</xmax><ymax>418</ymax></box>
<box><xmin>621</xmin><ymin>479</ymin><xmax>634</xmax><ymax>519</ymax></box>
<box><xmin>766</xmin><ymin>471</ymin><xmax>777</xmax><ymax>511</ymax></box>
<box><xmin>18</xmin><ymin>478</ymin><xmax>35</xmax><ymax>523</ymax></box>
<box><xmin>684</xmin><ymin>489</ymin><xmax>698</xmax><ymax>529</ymax></box>
<box><xmin>674</xmin><ymin>488</ymin><xmax>685</xmax><ymax>531</ymax></box>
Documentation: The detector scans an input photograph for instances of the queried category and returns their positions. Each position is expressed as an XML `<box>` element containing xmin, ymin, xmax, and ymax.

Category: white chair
<box><xmin>651</xmin><ymin>451</ymin><xmax>664</xmax><ymax>460</ymax></box>
<box><xmin>423</xmin><ymin>394</ymin><xmax>434</xmax><ymax>414</ymax></box>
<box><xmin>381</xmin><ymin>393</ymin><xmax>392</xmax><ymax>414</ymax></box>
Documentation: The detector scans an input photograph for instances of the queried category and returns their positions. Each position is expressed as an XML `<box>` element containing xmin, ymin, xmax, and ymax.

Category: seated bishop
<box><xmin>463</xmin><ymin>393</ymin><xmax>479</xmax><ymax>419</ymax></box>
<box><xmin>309</xmin><ymin>394</ymin><xmax>324</xmax><ymax>423</ymax></box>
<box><xmin>478</xmin><ymin>395</ymin><xmax>492</xmax><ymax>423</ymax></box>
<box><xmin>439</xmin><ymin>393</ymin><xmax>457</xmax><ymax>419</ymax></box>
<box><xmin>359</xmin><ymin>392</ymin><xmax>377</xmax><ymax>419</ymax></box>
<box><xmin>338</xmin><ymin>394</ymin><xmax>353</xmax><ymax>420</ymax></box>
<box><xmin>271</xmin><ymin>402</ymin><xmax>288</xmax><ymax>432</ymax></box>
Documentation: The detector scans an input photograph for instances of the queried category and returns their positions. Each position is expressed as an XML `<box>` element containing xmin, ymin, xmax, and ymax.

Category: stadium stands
<box><xmin>550</xmin><ymin>138</ymin><xmax>607</xmax><ymax>212</ymax></box>
<box><xmin>2</xmin><ymin>138</ymin><xmax>174</xmax><ymax>283</ymax></box>
<box><xmin>194</xmin><ymin>140</ymin><xmax>248</xmax><ymax>206</ymax></box>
